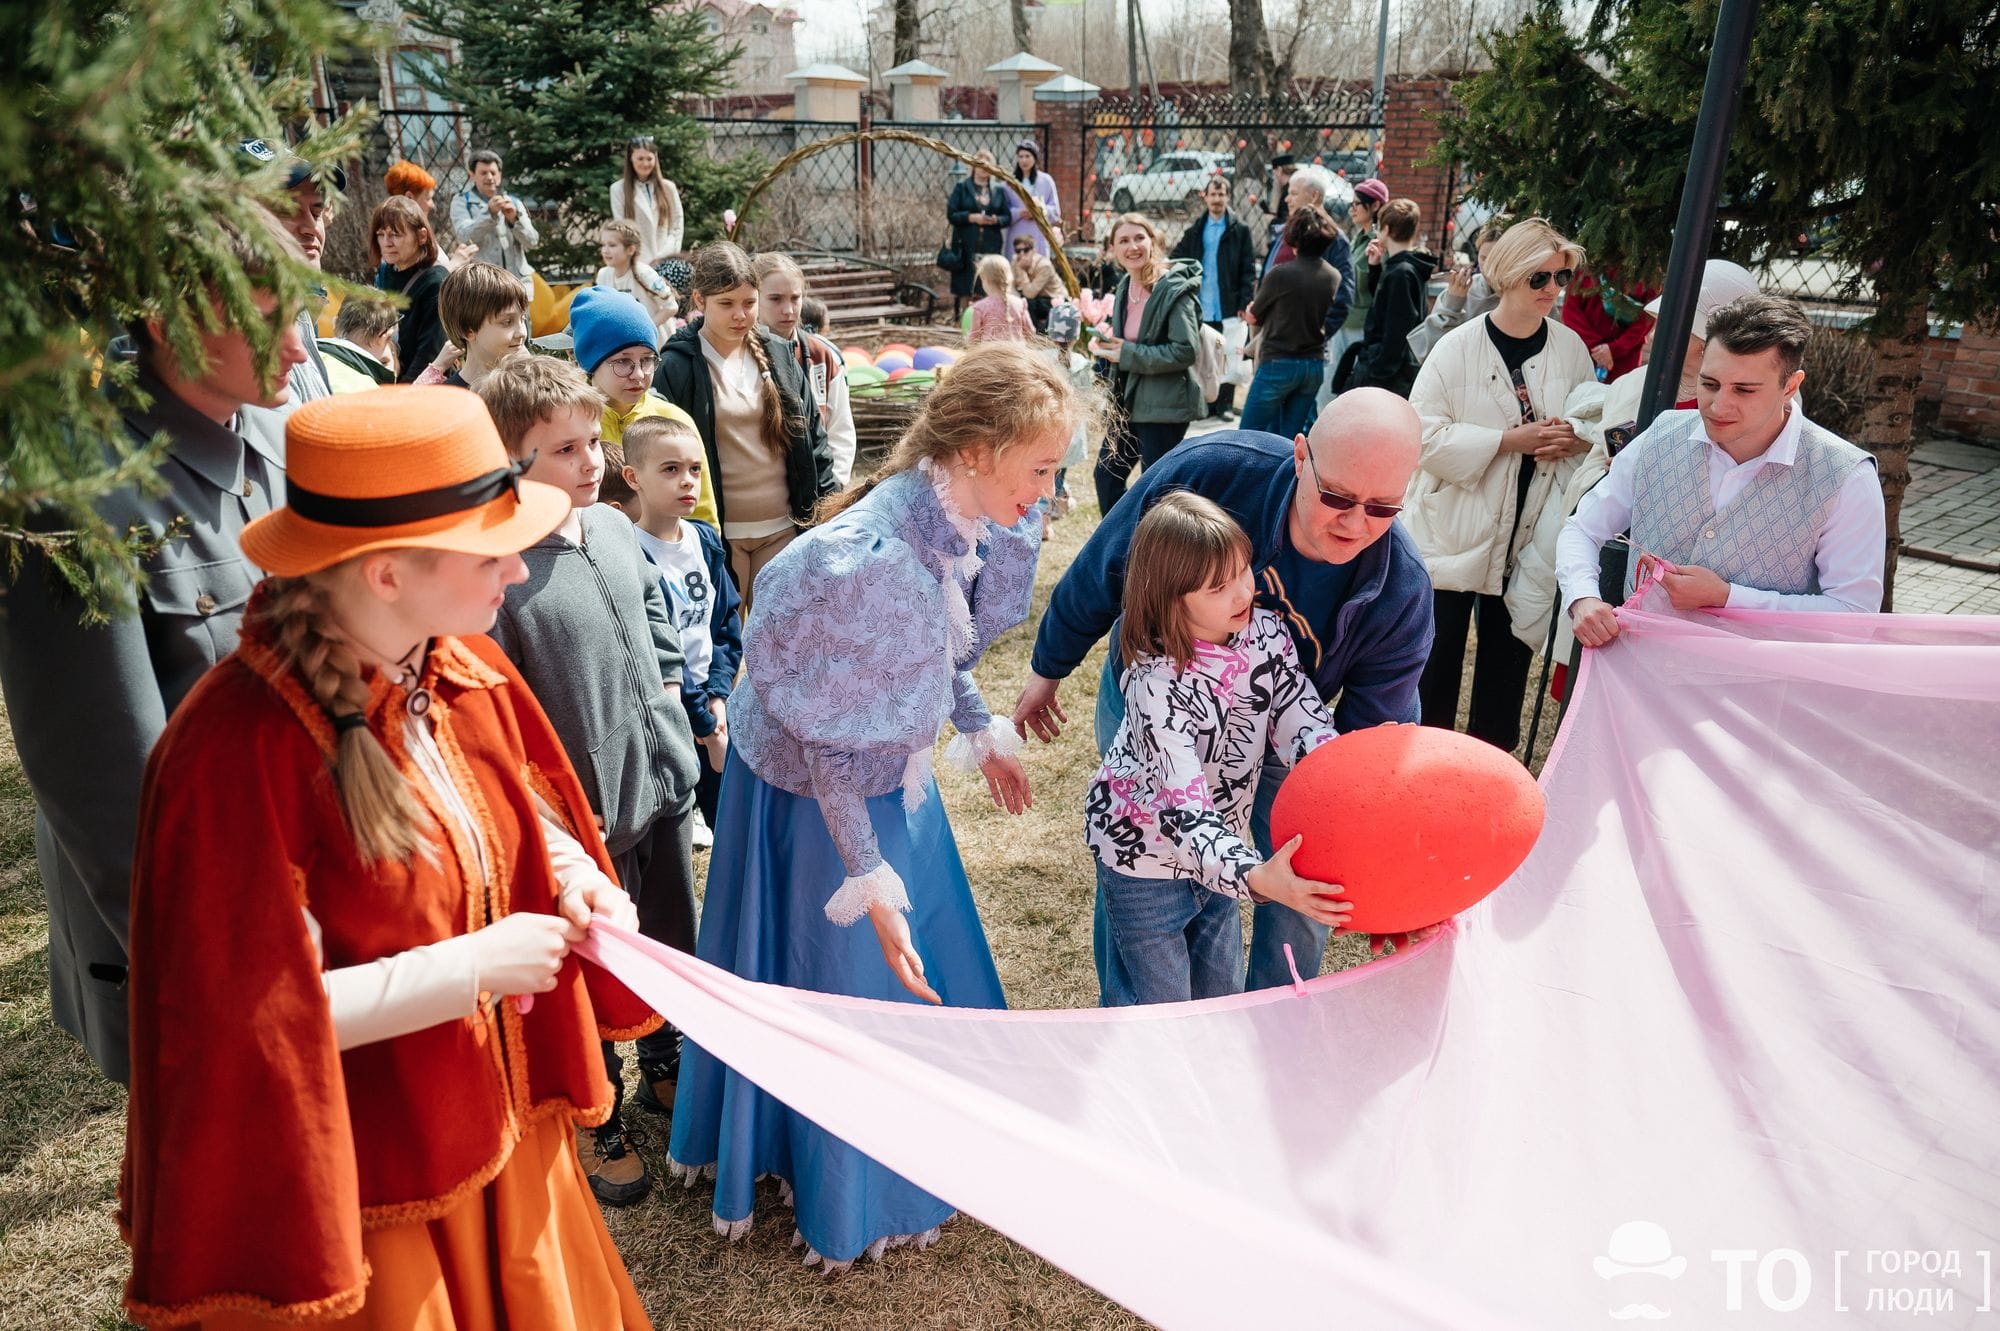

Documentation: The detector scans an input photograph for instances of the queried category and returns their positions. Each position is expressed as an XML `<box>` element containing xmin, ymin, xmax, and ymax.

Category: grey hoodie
<box><xmin>490</xmin><ymin>505</ymin><xmax>698</xmax><ymax>854</ymax></box>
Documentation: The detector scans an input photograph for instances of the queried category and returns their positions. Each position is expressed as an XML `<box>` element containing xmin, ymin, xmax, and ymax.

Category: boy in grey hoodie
<box><xmin>480</xmin><ymin>358</ymin><xmax>699</xmax><ymax>1208</ymax></box>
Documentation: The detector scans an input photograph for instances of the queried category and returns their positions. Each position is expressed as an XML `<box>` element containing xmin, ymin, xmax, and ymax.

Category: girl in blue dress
<box><xmin>668</xmin><ymin>341</ymin><xmax>1101</xmax><ymax>1269</ymax></box>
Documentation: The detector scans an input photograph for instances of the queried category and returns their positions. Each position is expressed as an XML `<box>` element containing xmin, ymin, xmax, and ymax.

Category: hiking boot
<box><xmin>581</xmin><ymin>1117</ymin><xmax>652</xmax><ymax>1206</ymax></box>
<box><xmin>634</xmin><ymin>1050</ymin><xmax>679</xmax><ymax>1118</ymax></box>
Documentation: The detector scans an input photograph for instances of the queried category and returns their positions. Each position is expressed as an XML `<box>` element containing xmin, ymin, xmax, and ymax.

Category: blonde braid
<box><xmin>256</xmin><ymin>577</ymin><xmax>428</xmax><ymax>865</ymax></box>
<box><xmin>742</xmin><ymin>330</ymin><xmax>803</xmax><ymax>463</ymax></box>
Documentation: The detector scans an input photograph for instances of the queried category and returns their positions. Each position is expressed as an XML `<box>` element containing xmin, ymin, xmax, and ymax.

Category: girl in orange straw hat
<box><xmin>118</xmin><ymin>385</ymin><xmax>661</xmax><ymax>1329</ymax></box>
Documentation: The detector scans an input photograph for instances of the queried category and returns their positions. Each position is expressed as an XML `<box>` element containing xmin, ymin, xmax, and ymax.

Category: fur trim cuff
<box><xmin>822</xmin><ymin>862</ymin><xmax>910</xmax><ymax>927</ymax></box>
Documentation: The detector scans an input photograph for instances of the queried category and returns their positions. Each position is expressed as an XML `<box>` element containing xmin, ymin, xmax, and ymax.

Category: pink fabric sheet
<box><xmin>583</xmin><ymin>601</ymin><xmax>2000</xmax><ymax>1328</ymax></box>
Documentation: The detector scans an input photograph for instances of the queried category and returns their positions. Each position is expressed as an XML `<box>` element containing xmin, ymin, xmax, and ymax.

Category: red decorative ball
<box><xmin>1268</xmin><ymin>725</ymin><xmax>1545</xmax><ymax>933</ymax></box>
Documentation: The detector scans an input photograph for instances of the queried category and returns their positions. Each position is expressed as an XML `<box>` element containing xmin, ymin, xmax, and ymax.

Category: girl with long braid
<box><xmin>652</xmin><ymin>241</ymin><xmax>834</xmax><ymax>603</ymax></box>
<box><xmin>118</xmin><ymin>387</ymin><xmax>660</xmax><ymax>1329</ymax></box>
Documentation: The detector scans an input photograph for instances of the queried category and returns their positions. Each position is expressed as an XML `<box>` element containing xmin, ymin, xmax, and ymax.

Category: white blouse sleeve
<box><xmin>312</xmin><ymin>907</ymin><xmax>482</xmax><ymax>1052</ymax></box>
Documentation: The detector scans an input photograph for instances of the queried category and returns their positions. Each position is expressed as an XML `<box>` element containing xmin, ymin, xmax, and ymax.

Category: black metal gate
<box><xmin>1081</xmin><ymin>88</ymin><xmax>1383</xmax><ymax>237</ymax></box>
<box><xmin>699</xmin><ymin>115</ymin><xmax>1049</xmax><ymax>263</ymax></box>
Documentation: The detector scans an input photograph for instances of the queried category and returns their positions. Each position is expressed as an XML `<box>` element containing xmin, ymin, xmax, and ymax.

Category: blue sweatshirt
<box><xmin>1030</xmin><ymin>430</ymin><xmax>1435</xmax><ymax>731</ymax></box>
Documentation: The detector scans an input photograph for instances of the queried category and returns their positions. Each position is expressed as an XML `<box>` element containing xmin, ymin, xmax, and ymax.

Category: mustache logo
<box><xmin>1607</xmin><ymin>1304</ymin><xmax>1671</xmax><ymax>1320</ymax></box>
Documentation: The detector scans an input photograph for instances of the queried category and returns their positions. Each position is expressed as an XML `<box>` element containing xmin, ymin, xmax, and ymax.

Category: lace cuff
<box><xmin>823</xmin><ymin>862</ymin><xmax>911</xmax><ymax>927</ymax></box>
<box><xmin>944</xmin><ymin>721</ymin><xmax>1023</xmax><ymax>772</ymax></box>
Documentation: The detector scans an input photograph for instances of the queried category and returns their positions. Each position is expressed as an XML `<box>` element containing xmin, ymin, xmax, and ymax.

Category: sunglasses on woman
<box><xmin>1303</xmin><ymin>437</ymin><xmax>1404</xmax><ymax>518</ymax></box>
<box><xmin>627</xmin><ymin>135</ymin><xmax>656</xmax><ymax>149</ymax></box>
<box><xmin>1527</xmin><ymin>267</ymin><xmax>1575</xmax><ymax>291</ymax></box>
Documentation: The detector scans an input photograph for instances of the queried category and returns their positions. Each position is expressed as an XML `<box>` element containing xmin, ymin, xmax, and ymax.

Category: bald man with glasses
<box><xmin>1014</xmin><ymin>390</ymin><xmax>1436</xmax><ymax>988</ymax></box>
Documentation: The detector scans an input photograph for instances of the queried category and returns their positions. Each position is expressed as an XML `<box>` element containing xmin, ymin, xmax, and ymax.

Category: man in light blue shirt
<box><xmin>1199</xmin><ymin>210</ymin><xmax>1226</xmax><ymax>320</ymax></box>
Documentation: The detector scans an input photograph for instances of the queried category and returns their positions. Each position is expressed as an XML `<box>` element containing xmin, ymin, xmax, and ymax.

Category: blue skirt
<box><xmin>668</xmin><ymin>749</ymin><xmax>1006</xmax><ymax>1263</ymax></box>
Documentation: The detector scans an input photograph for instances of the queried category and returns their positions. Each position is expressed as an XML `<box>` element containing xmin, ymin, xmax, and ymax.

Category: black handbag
<box><xmin>936</xmin><ymin>227</ymin><xmax>965</xmax><ymax>274</ymax></box>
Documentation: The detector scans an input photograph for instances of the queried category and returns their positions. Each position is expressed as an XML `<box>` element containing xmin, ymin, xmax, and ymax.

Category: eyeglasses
<box><xmin>605</xmin><ymin>354</ymin><xmax>659</xmax><ymax>377</ymax></box>
<box><xmin>1013</xmin><ymin>245</ymin><xmax>1033</xmax><ymax>253</ymax></box>
<box><xmin>1526</xmin><ymin>267</ymin><xmax>1575</xmax><ymax>291</ymax></box>
<box><xmin>1303</xmin><ymin>437</ymin><xmax>1403</xmax><ymax>518</ymax></box>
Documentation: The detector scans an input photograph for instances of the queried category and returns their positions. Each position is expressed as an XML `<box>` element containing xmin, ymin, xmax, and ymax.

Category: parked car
<box><xmin>1319</xmin><ymin>148</ymin><xmax>1377</xmax><ymax>182</ymax></box>
<box><xmin>1109</xmin><ymin>151</ymin><xmax>1235</xmax><ymax>214</ymax></box>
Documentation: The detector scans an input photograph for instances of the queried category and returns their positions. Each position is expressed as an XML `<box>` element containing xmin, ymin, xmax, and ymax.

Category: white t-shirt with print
<box><xmin>635</xmin><ymin>523</ymin><xmax>714</xmax><ymax>689</ymax></box>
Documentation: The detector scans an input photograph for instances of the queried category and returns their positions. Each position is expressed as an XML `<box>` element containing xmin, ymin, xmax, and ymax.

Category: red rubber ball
<box><xmin>1268</xmin><ymin>725</ymin><xmax>1545</xmax><ymax>933</ymax></box>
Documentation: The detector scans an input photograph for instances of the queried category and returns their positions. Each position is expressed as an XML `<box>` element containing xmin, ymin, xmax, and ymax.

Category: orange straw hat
<box><xmin>241</xmin><ymin>386</ymin><xmax>570</xmax><ymax>576</ymax></box>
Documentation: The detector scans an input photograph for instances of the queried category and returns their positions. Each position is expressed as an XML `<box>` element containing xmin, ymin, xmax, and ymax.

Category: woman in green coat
<box><xmin>1087</xmin><ymin>213</ymin><xmax>1204</xmax><ymax>514</ymax></box>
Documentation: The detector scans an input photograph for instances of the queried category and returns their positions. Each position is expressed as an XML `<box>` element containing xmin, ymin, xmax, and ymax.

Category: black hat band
<box><xmin>286</xmin><ymin>453</ymin><xmax>536</xmax><ymax>529</ymax></box>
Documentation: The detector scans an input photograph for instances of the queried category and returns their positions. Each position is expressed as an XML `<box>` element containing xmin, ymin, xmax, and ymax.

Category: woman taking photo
<box><xmin>668</xmin><ymin>341</ymin><xmax>1100</xmax><ymax>1272</ymax></box>
<box><xmin>1403</xmin><ymin>216</ymin><xmax>1596</xmax><ymax>754</ymax></box>
<box><xmin>609</xmin><ymin>134</ymin><xmax>685</xmax><ymax>265</ymax></box>
<box><xmin>945</xmin><ymin>152</ymin><xmax>1010</xmax><ymax>319</ymax></box>
<box><xmin>119</xmin><ymin>387</ymin><xmax>658</xmax><ymax>1329</ymax></box>
<box><xmin>1089</xmin><ymin>212</ymin><xmax>1203</xmax><ymax>515</ymax></box>
<box><xmin>370</xmin><ymin>195</ymin><xmax>449</xmax><ymax>384</ymax></box>
<box><xmin>653</xmin><ymin>241</ymin><xmax>833</xmax><ymax>601</ymax></box>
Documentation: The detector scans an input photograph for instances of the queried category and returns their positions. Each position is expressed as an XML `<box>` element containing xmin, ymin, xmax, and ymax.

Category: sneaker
<box><xmin>690</xmin><ymin>809</ymin><xmax>714</xmax><ymax>849</ymax></box>
<box><xmin>581</xmin><ymin>1117</ymin><xmax>652</xmax><ymax>1206</ymax></box>
<box><xmin>634</xmin><ymin>1049</ymin><xmax>680</xmax><ymax>1118</ymax></box>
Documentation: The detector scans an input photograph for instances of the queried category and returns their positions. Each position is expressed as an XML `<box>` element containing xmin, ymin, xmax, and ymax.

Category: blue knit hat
<box><xmin>569</xmin><ymin>286</ymin><xmax>658</xmax><ymax>375</ymax></box>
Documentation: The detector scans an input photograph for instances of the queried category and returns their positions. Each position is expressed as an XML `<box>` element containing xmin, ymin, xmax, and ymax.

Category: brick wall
<box><xmin>1919</xmin><ymin>332</ymin><xmax>1954</xmax><ymax>405</ymax></box>
<box><xmin>1035</xmin><ymin>99</ymin><xmax>1090</xmax><ymax>256</ymax></box>
<box><xmin>1381</xmin><ymin>77</ymin><xmax>1458</xmax><ymax>250</ymax></box>
<box><xmin>1940</xmin><ymin>325</ymin><xmax>2000</xmax><ymax>439</ymax></box>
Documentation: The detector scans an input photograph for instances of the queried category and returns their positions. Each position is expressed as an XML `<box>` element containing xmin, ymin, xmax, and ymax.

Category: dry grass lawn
<box><xmin>0</xmin><ymin>503</ymin><xmax>1553</xmax><ymax>1330</ymax></box>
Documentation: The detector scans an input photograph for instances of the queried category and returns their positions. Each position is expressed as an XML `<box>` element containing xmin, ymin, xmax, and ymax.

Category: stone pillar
<box><xmin>987</xmin><ymin>52</ymin><xmax>1063</xmax><ymax>123</ymax></box>
<box><xmin>1382</xmin><ymin>76</ymin><xmax>1459</xmax><ymax>249</ymax></box>
<box><xmin>883</xmin><ymin>59</ymin><xmax>949</xmax><ymax>122</ymax></box>
<box><xmin>783</xmin><ymin>63</ymin><xmax>867</xmax><ymax>123</ymax></box>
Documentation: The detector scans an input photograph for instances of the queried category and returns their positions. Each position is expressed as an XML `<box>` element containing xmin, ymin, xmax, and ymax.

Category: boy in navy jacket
<box><xmin>621</xmin><ymin>415</ymin><xmax>743</xmax><ymax>828</ymax></box>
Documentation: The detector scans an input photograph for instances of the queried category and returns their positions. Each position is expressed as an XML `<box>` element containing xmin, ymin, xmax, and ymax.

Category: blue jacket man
<box><xmin>1015</xmin><ymin>390</ymin><xmax>1434</xmax><ymax>988</ymax></box>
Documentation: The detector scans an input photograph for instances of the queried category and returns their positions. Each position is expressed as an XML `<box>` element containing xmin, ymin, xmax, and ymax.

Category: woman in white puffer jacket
<box><xmin>1401</xmin><ymin>218</ymin><xmax>1596</xmax><ymax>753</ymax></box>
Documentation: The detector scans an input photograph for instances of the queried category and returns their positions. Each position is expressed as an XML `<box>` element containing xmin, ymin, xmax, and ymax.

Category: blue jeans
<box><xmin>1238</xmin><ymin>356</ymin><xmax>1326</xmax><ymax>440</ymax></box>
<box><xmin>1093</xmin><ymin>649</ymin><xmax>1332</xmax><ymax>992</ymax></box>
<box><xmin>1095</xmin><ymin>863</ymin><xmax>1244</xmax><ymax>1005</ymax></box>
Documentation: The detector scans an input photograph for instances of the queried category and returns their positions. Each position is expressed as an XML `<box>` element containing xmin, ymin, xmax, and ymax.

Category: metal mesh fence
<box><xmin>697</xmin><ymin>117</ymin><xmax>1049</xmax><ymax>264</ymax></box>
<box><xmin>317</xmin><ymin>108</ymin><xmax>480</xmax><ymax>281</ymax></box>
<box><xmin>1080</xmin><ymin>89</ymin><xmax>1383</xmax><ymax>243</ymax></box>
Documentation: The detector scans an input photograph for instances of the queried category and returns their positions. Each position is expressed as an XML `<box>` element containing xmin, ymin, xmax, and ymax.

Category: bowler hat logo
<box><xmin>1595</xmin><ymin>1221</ymin><xmax>1685</xmax><ymax>1321</ymax></box>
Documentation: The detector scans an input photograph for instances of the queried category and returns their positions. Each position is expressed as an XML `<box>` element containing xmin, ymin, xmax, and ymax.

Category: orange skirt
<box><xmin>194</xmin><ymin>1114</ymin><xmax>651</xmax><ymax>1330</ymax></box>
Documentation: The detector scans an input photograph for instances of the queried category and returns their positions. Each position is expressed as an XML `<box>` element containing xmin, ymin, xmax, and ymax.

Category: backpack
<box><xmin>1194</xmin><ymin>321</ymin><xmax>1226</xmax><ymax>404</ymax></box>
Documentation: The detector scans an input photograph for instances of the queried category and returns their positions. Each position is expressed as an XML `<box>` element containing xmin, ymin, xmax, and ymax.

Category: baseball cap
<box><xmin>238</xmin><ymin>138</ymin><xmax>348</xmax><ymax>193</ymax></box>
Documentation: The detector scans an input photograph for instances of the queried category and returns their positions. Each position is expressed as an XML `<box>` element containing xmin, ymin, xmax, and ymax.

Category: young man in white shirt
<box><xmin>1560</xmin><ymin>293</ymin><xmax>1885</xmax><ymax>647</ymax></box>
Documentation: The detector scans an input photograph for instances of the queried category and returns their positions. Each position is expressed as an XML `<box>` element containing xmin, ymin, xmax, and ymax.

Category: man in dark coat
<box><xmin>1172</xmin><ymin>174</ymin><xmax>1259</xmax><ymax>418</ymax></box>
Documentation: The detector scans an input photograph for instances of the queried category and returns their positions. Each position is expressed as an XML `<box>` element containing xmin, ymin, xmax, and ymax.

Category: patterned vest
<box><xmin>1627</xmin><ymin>409</ymin><xmax>1870</xmax><ymax>599</ymax></box>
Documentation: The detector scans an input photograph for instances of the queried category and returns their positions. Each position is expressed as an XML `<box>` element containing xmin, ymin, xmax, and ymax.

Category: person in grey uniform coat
<box><xmin>0</xmin><ymin>276</ymin><xmax>303</xmax><ymax>1083</ymax></box>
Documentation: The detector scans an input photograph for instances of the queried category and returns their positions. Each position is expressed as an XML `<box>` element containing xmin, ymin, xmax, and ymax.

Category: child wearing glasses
<box><xmin>1085</xmin><ymin>492</ymin><xmax>1350</xmax><ymax>1006</ymax></box>
<box><xmin>570</xmin><ymin>286</ymin><xmax>718</xmax><ymax>525</ymax></box>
